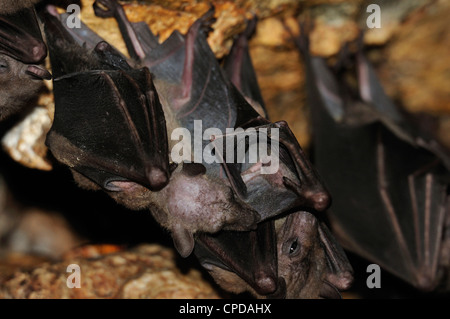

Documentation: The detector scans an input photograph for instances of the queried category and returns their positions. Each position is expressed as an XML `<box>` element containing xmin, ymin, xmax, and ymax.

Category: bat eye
<box><xmin>286</xmin><ymin>237</ymin><xmax>301</xmax><ymax>257</ymax></box>
<box><xmin>0</xmin><ymin>59</ymin><xmax>9</xmax><ymax>73</ymax></box>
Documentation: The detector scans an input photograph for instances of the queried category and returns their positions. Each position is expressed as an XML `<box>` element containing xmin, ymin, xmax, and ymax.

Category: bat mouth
<box><xmin>26</xmin><ymin>65</ymin><xmax>52</xmax><ymax>80</ymax></box>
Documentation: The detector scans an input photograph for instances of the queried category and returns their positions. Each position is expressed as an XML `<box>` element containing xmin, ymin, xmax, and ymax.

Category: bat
<box><xmin>1</xmin><ymin>0</ymin><xmax>41</xmax><ymax>15</ymax></box>
<box><xmin>0</xmin><ymin>0</ymin><xmax>51</xmax><ymax>120</ymax></box>
<box><xmin>42</xmin><ymin>5</ymin><xmax>273</xmax><ymax>295</ymax></box>
<box><xmin>275</xmin><ymin>211</ymin><xmax>353</xmax><ymax>299</ymax></box>
<box><xmin>43</xmin><ymin>3</ymin><xmax>262</xmax><ymax>259</ymax></box>
<box><xmin>92</xmin><ymin>0</ymin><xmax>341</xmax><ymax>297</ymax></box>
<box><xmin>91</xmin><ymin>0</ymin><xmax>331</xmax><ymax>215</ymax></box>
<box><xmin>293</xmin><ymin>26</ymin><xmax>450</xmax><ymax>292</ymax></box>
<box><xmin>42</xmin><ymin>0</ymin><xmax>341</xmax><ymax>298</ymax></box>
<box><xmin>195</xmin><ymin>211</ymin><xmax>354</xmax><ymax>299</ymax></box>
<box><xmin>195</xmin><ymin>18</ymin><xmax>353</xmax><ymax>298</ymax></box>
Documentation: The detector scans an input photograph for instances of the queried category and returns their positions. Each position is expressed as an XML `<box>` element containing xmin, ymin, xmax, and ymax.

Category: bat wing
<box><xmin>217</xmin><ymin>18</ymin><xmax>331</xmax><ymax>218</ymax></box>
<box><xmin>223</xmin><ymin>17</ymin><xmax>267</xmax><ymax>119</ymax></box>
<box><xmin>0</xmin><ymin>6</ymin><xmax>47</xmax><ymax>64</ymax></box>
<box><xmin>297</xmin><ymin>30</ymin><xmax>449</xmax><ymax>291</ymax></box>
<box><xmin>43</xmin><ymin>7</ymin><xmax>171</xmax><ymax>192</ymax></box>
<box><xmin>195</xmin><ymin>220</ymin><xmax>286</xmax><ymax>297</ymax></box>
<box><xmin>317</xmin><ymin>220</ymin><xmax>354</xmax><ymax>298</ymax></box>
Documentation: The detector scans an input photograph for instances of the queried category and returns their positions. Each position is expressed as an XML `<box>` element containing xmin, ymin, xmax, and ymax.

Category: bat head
<box><xmin>152</xmin><ymin>163</ymin><xmax>260</xmax><ymax>258</ymax></box>
<box><xmin>276</xmin><ymin>211</ymin><xmax>353</xmax><ymax>299</ymax></box>
<box><xmin>194</xmin><ymin>211</ymin><xmax>353</xmax><ymax>299</ymax></box>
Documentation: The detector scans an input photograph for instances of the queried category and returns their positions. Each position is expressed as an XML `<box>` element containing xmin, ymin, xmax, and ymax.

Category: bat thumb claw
<box><xmin>310</xmin><ymin>192</ymin><xmax>332</xmax><ymax>212</ymax></box>
<box><xmin>146</xmin><ymin>167</ymin><xmax>170</xmax><ymax>191</ymax></box>
<box><xmin>254</xmin><ymin>273</ymin><xmax>277</xmax><ymax>295</ymax></box>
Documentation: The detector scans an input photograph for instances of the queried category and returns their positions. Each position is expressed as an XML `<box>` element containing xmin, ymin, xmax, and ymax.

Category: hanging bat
<box><xmin>193</xmin><ymin>18</ymin><xmax>353</xmax><ymax>298</ymax></box>
<box><xmin>91</xmin><ymin>0</ymin><xmax>342</xmax><ymax>296</ymax></box>
<box><xmin>42</xmin><ymin>0</ymin><xmax>337</xmax><ymax>297</ymax></box>
<box><xmin>276</xmin><ymin>211</ymin><xmax>353</xmax><ymax>298</ymax></box>
<box><xmin>90</xmin><ymin>0</ymin><xmax>331</xmax><ymax>230</ymax></box>
<box><xmin>42</xmin><ymin>6</ymin><xmax>277</xmax><ymax>296</ymax></box>
<box><xmin>0</xmin><ymin>0</ymin><xmax>51</xmax><ymax>120</ymax></box>
<box><xmin>195</xmin><ymin>211</ymin><xmax>353</xmax><ymax>299</ymax></box>
<box><xmin>293</xmin><ymin>26</ymin><xmax>450</xmax><ymax>291</ymax></box>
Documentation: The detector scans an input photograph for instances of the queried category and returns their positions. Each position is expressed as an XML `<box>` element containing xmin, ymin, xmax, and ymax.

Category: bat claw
<box><xmin>254</xmin><ymin>273</ymin><xmax>277</xmax><ymax>295</ymax></box>
<box><xmin>283</xmin><ymin>177</ymin><xmax>331</xmax><ymax>212</ymax></box>
<box><xmin>195</xmin><ymin>5</ymin><xmax>216</xmax><ymax>36</ymax></box>
<box><xmin>146</xmin><ymin>167</ymin><xmax>170</xmax><ymax>191</ymax></box>
<box><xmin>310</xmin><ymin>192</ymin><xmax>332</xmax><ymax>212</ymax></box>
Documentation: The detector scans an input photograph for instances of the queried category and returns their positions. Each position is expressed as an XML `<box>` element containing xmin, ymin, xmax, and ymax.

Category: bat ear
<box><xmin>318</xmin><ymin>222</ymin><xmax>353</xmax><ymax>294</ymax></box>
<box><xmin>172</xmin><ymin>224</ymin><xmax>195</xmax><ymax>258</ymax></box>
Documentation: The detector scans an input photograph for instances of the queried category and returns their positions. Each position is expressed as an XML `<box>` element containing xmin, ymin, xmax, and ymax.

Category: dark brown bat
<box><xmin>43</xmin><ymin>7</ymin><xmax>273</xmax><ymax>296</ymax></box>
<box><xmin>195</xmin><ymin>211</ymin><xmax>353</xmax><ymax>299</ymax></box>
<box><xmin>275</xmin><ymin>211</ymin><xmax>353</xmax><ymax>298</ymax></box>
<box><xmin>91</xmin><ymin>0</ymin><xmax>331</xmax><ymax>214</ymax></box>
<box><xmin>42</xmin><ymin>1</ymin><xmax>338</xmax><ymax>297</ymax></box>
<box><xmin>90</xmin><ymin>0</ymin><xmax>340</xmax><ymax>296</ymax></box>
<box><xmin>294</xmin><ymin>27</ymin><xmax>450</xmax><ymax>291</ymax></box>
<box><xmin>193</xmin><ymin>18</ymin><xmax>353</xmax><ymax>298</ymax></box>
<box><xmin>0</xmin><ymin>0</ymin><xmax>51</xmax><ymax>120</ymax></box>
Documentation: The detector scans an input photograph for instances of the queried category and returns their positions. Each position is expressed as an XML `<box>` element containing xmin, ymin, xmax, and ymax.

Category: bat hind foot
<box><xmin>192</xmin><ymin>5</ymin><xmax>216</xmax><ymax>37</ymax></box>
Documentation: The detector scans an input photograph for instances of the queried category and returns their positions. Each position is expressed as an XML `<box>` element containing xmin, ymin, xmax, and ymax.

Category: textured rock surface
<box><xmin>0</xmin><ymin>244</ymin><xmax>221</xmax><ymax>298</ymax></box>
